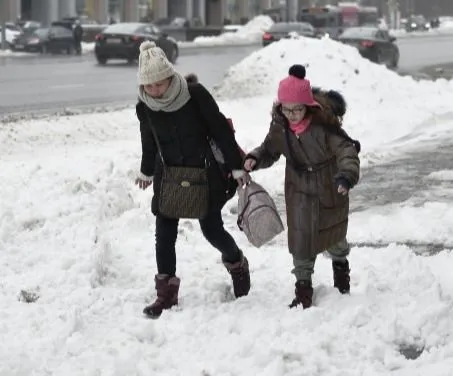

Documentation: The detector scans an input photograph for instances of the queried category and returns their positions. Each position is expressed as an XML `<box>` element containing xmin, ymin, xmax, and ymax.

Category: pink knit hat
<box><xmin>277</xmin><ymin>65</ymin><xmax>321</xmax><ymax>107</ymax></box>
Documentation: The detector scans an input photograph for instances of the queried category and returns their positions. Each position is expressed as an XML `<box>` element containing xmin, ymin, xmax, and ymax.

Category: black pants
<box><xmin>155</xmin><ymin>211</ymin><xmax>242</xmax><ymax>276</ymax></box>
<box><xmin>74</xmin><ymin>40</ymin><xmax>82</xmax><ymax>55</ymax></box>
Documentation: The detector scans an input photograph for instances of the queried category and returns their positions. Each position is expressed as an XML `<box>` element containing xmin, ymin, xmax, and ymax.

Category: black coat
<box><xmin>136</xmin><ymin>83</ymin><xmax>244</xmax><ymax>216</ymax></box>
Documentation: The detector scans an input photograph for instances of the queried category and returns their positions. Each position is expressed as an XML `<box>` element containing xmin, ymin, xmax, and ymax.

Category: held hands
<box><xmin>243</xmin><ymin>158</ymin><xmax>257</xmax><ymax>172</ymax></box>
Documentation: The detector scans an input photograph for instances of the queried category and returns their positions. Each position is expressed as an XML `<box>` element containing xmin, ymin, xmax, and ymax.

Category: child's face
<box><xmin>281</xmin><ymin>103</ymin><xmax>307</xmax><ymax>124</ymax></box>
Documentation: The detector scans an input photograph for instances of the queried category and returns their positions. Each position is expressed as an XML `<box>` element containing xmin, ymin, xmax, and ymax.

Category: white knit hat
<box><xmin>137</xmin><ymin>41</ymin><xmax>175</xmax><ymax>85</ymax></box>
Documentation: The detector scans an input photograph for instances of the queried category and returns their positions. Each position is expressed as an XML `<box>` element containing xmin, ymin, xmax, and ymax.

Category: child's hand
<box><xmin>337</xmin><ymin>185</ymin><xmax>349</xmax><ymax>196</ymax></box>
<box><xmin>335</xmin><ymin>178</ymin><xmax>351</xmax><ymax>196</ymax></box>
<box><xmin>243</xmin><ymin>158</ymin><xmax>257</xmax><ymax>172</ymax></box>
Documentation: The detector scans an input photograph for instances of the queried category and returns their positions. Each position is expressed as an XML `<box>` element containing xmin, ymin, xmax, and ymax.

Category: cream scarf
<box><xmin>138</xmin><ymin>72</ymin><xmax>190</xmax><ymax>112</ymax></box>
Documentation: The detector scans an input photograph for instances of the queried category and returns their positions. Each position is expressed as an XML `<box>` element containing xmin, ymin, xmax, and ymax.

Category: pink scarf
<box><xmin>289</xmin><ymin>116</ymin><xmax>312</xmax><ymax>136</ymax></box>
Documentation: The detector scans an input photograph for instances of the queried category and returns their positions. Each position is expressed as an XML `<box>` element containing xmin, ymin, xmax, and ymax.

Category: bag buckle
<box><xmin>181</xmin><ymin>181</ymin><xmax>191</xmax><ymax>187</ymax></box>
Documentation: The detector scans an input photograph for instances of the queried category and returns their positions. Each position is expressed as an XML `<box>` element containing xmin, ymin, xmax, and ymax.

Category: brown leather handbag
<box><xmin>149</xmin><ymin>124</ymin><xmax>209</xmax><ymax>219</ymax></box>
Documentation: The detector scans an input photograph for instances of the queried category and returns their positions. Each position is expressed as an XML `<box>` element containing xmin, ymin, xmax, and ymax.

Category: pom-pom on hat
<box><xmin>277</xmin><ymin>64</ymin><xmax>320</xmax><ymax>107</ymax></box>
<box><xmin>137</xmin><ymin>41</ymin><xmax>175</xmax><ymax>85</ymax></box>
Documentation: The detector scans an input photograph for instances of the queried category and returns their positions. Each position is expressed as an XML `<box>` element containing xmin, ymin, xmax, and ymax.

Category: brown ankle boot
<box><xmin>223</xmin><ymin>252</ymin><xmax>251</xmax><ymax>298</ymax></box>
<box><xmin>289</xmin><ymin>280</ymin><xmax>313</xmax><ymax>309</ymax></box>
<box><xmin>333</xmin><ymin>260</ymin><xmax>350</xmax><ymax>294</ymax></box>
<box><xmin>143</xmin><ymin>274</ymin><xmax>180</xmax><ymax>319</ymax></box>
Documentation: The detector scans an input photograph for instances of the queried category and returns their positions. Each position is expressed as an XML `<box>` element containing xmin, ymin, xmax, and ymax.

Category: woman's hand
<box><xmin>232</xmin><ymin>170</ymin><xmax>251</xmax><ymax>187</ymax></box>
<box><xmin>135</xmin><ymin>174</ymin><xmax>153</xmax><ymax>190</ymax></box>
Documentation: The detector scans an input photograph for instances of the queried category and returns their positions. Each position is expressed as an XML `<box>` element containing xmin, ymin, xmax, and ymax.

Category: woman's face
<box><xmin>143</xmin><ymin>78</ymin><xmax>171</xmax><ymax>98</ymax></box>
<box><xmin>281</xmin><ymin>103</ymin><xmax>307</xmax><ymax>124</ymax></box>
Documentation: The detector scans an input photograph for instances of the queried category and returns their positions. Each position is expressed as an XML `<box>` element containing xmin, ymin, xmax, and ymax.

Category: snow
<box><xmin>427</xmin><ymin>170</ymin><xmax>453</xmax><ymax>181</ymax></box>
<box><xmin>350</xmin><ymin>202</ymin><xmax>453</xmax><ymax>247</ymax></box>
<box><xmin>0</xmin><ymin>28</ymin><xmax>20</xmax><ymax>44</ymax></box>
<box><xmin>0</xmin><ymin>42</ymin><xmax>95</xmax><ymax>57</ymax></box>
<box><xmin>180</xmin><ymin>15</ymin><xmax>274</xmax><ymax>47</ymax></box>
<box><xmin>2</xmin><ymin>35</ymin><xmax>453</xmax><ymax>375</ymax></box>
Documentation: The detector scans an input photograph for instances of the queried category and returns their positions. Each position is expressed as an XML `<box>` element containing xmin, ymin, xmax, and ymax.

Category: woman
<box><xmin>135</xmin><ymin>41</ymin><xmax>250</xmax><ymax>319</ymax></box>
<box><xmin>243</xmin><ymin>65</ymin><xmax>360</xmax><ymax>309</ymax></box>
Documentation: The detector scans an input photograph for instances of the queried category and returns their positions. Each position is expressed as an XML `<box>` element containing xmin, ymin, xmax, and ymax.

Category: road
<box><xmin>396</xmin><ymin>33</ymin><xmax>453</xmax><ymax>69</ymax></box>
<box><xmin>1</xmin><ymin>35</ymin><xmax>453</xmax><ymax>116</ymax></box>
<box><xmin>0</xmin><ymin>45</ymin><xmax>259</xmax><ymax>116</ymax></box>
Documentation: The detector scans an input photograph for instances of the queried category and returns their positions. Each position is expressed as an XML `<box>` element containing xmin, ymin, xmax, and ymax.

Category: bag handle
<box><xmin>237</xmin><ymin>183</ymin><xmax>268</xmax><ymax>231</ymax></box>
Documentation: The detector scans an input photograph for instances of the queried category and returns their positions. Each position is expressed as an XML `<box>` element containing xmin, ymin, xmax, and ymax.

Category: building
<box><xmin>7</xmin><ymin>0</ymin><xmax>418</xmax><ymax>26</ymax></box>
<box><xmin>3</xmin><ymin>0</ymin><xmax>78</xmax><ymax>25</ymax></box>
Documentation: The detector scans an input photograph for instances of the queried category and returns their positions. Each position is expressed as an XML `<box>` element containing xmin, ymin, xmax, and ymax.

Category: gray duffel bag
<box><xmin>237</xmin><ymin>181</ymin><xmax>284</xmax><ymax>248</ymax></box>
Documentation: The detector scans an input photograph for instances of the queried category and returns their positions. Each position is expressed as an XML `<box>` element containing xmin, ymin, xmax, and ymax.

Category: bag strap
<box><xmin>187</xmin><ymin>84</ymin><xmax>215</xmax><ymax>143</ymax></box>
<box><xmin>141</xmin><ymin>100</ymin><xmax>208</xmax><ymax>168</ymax></box>
<box><xmin>143</xmin><ymin>107</ymin><xmax>167</xmax><ymax>167</ymax></box>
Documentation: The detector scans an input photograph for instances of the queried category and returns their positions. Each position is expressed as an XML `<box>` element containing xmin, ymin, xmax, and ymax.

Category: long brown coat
<box><xmin>248</xmin><ymin>92</ymin><xmax>360</xmax><ymax>260</ymax></box>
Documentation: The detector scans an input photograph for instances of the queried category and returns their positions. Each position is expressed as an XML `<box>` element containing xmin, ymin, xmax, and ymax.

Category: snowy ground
<box><xmin>2</xmin><ymin>36</ymin><xmax>453</xmax><ymax>375</ymax></box>
<box><xmin>180</xmin><ymin>15</ymin><xmax>274</xmax><ymax>47</ymax></box>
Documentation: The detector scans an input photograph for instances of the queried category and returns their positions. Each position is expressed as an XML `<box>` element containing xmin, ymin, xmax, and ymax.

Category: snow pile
<box><xmin>81</xmin><ymin>41</ymin><xmax>95</xmax><ymax>53</ymax></box>
<box><xmin>0</xmin><ymin>49</ymin><xmax>30</xmax><ymax>57</ymax></box>
<box><xmin>0</xmin><ymin>42</ymin><xmax>96</xmax><ymax>57</ymax></box>
<box><xmin>440</xmin><ymin>19</ymin><xmax>453</xmax><ymax>29</ymax></box>
<box><xmin>0</xmin><ymin>28</ymin><xmax>20</xmax><ymax>44</ymax></box>
<box><xmin>187</xmin><ymin>15</ymin><xmax>274</xmax><ymax>46</ymax></box>
<box><xmin>213</xmin><ymin>36</ymin><xmax>453</xmax><ymax>161</ymax></box>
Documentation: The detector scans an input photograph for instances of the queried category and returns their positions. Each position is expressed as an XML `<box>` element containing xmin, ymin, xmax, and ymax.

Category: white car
<box><xmin>0</xmin><ymin>27</ymin><xmax>21</xmax><ymax>47</ymax></box>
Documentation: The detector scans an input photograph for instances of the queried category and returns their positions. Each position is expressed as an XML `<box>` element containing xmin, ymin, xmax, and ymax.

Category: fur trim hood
<box><xmin>312</xmin><ymin>87</ymin><xmax>347</xmax><ymax>118</ymax></box>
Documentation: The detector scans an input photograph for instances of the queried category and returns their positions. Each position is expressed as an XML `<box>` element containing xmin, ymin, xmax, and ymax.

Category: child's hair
<box><xmin>185</xmin><ymin>73</ymin><xmax>199</xmax><ymax>84</ymax></box>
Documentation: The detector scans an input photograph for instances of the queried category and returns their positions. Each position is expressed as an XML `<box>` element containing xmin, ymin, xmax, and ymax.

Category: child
<box><xmin>243</xmin><ymin>65</ymin><xmax>360</xmax><ymax>309</ymax></box>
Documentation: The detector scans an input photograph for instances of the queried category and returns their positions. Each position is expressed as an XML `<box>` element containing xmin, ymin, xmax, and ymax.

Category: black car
<box><xmin>94</xmin><ymin>22</ymin><xmax>179</xmax><ymax>65</ymax></box>
<box><xmin>11</xmin><ymin>26</ymin><xmax>75</xmax><ymax>54</ymax></box>
<box><xmin>262</xmin><ymin>22</ymin><xmax>316</xmax><ymax>46</ymax></box>
<box><xmin>338</xmin><ymin>27</ymin><xmax>399</xmax><ymax>68</ymax></box>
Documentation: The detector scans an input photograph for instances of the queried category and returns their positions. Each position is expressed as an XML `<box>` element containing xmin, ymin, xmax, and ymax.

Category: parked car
<box><xmin>62</xmin><ymin>15</ymin><xmax>99</xmax><ymax>25</ymax></box>
<box><xmin>338</xmin><ymin>27</ymin><xmax>399</xmax><ymax>68</ymax></box>
<box><xmin>94</xmin><ymin>22</ymin><xmax>179</xmax><ymax>65</ymax></box>
<box><xmin>262</xmin><ymin>22</ymin><xmax>316</xmax><ymax>46</ymax></box>
<box><xmin>11</xmin><ymin>26</ymin><xmax>75</xmax><ymax>54</ymax></box>
<box><xmin>20</xmin><ymin>21</ymin><xmax>42</xmax><ymax>33</ymax></box>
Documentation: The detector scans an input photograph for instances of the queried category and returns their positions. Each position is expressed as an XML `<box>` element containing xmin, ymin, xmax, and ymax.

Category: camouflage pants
<box><xmin>292</xmin><ymin>239</ymin><xmax>350</xmax><ymax>282</ymax></box>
